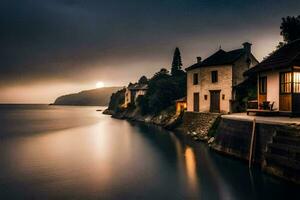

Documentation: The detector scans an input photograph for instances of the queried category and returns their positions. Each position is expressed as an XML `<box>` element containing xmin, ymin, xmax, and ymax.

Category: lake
<box><xmin>0</xmin><ymin>105</ymin><xmax>298</xmax><ymax>199</ymax></box>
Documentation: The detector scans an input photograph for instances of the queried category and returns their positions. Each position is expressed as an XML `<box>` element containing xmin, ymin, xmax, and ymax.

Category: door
<box><xmin>193</xmin><ymin>93</ymin><xmax>199</xmax><ymax>112</ymax></box>
<box><xmin>210</xmin><ymin>90</ymin><xmax>220</xmax><ymax>113</ymax></box>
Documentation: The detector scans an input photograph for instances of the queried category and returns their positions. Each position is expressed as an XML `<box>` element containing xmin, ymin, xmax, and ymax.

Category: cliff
<box><xmin>53</xmin><ymin>87</ymin><xmax>123</xmax><ymax>106</ymax></box>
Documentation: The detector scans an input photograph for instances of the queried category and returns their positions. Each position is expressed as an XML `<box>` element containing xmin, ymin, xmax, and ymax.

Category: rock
<box><xmin>208</xmin><ymin>137</ymin><xmax>215</xmax><ymax>144</ymax></box>
<box><xmin>193</xmin><ymin>136</ymin><xmax>200</xmax><ymax>141</ymax></box>
<box><xmin>192</xmin><ymin>131</ymin><xmax>197</xmax><ymax>136</ymax></box>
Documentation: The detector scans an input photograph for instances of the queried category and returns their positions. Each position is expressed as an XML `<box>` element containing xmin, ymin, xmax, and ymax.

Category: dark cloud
<box><xmin>0</xmin><ymin>0</ymin><xmax>299</xmax><ymax>93</ymax></box>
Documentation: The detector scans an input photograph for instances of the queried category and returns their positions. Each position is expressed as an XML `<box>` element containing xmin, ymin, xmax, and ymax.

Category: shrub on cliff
<box><xmin>107</xmin><ymin>88</ymin><xmax>126</xmax><ymax>113</ymax></box>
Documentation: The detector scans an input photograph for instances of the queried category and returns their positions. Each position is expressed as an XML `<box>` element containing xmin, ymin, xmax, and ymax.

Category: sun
<box><xmin>96</xmin><ymin>81</ymin><xmax>104</xmax><ymax>88</ymax></box>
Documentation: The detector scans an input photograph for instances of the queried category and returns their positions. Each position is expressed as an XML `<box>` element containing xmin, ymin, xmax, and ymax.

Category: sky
<box><xmin>0</xmin><ymin>0</ymin><xmax>299</xmax><ymax>103</ymax></box>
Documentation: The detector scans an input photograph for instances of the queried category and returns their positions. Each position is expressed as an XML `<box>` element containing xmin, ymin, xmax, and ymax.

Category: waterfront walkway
<box><xmin>223</xmin><ymin>113</ymin><xmax>300</xmax><ymax>126</ymax></box>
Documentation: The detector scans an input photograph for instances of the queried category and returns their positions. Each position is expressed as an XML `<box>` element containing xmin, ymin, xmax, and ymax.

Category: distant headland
<box><xmin>52</xmin><ymin>87</ymin><xmax>123</xmax><ymax>106</ymax></box>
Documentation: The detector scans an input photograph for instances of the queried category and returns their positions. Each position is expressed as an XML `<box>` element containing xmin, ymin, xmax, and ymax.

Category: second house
<box><xmin>185</xmin><ymin>42</ymin><xmax>258</xmax><ymax>113</ymax></box>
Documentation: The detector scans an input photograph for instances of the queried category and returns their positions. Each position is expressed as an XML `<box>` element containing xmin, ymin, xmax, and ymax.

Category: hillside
<box><xmin>53</xmin><ymin>87</ymin><xmax>123</xmax><ymax>106</ymax></box>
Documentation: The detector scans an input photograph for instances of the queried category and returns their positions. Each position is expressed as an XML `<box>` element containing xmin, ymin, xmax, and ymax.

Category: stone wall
<box><xmin>176</xmin><ymin>111</ymin><xmax>220</xmax><ymax>140</ymax></box>
<box><xmin>211</xmin><ymin>117</ymin><xmax>299</xmax><ymax>163</ymax></box>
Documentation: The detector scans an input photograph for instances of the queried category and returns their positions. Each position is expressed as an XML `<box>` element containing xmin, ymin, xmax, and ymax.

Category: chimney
<box><xmin>243</xmin><ymin>42</ymin><xmax>252</xmax><ymax>57</ymax></box>
<box><xmin>197</xmin><ymin>56</ymin><xmax>202</xmax><ymax>63</ymax></box>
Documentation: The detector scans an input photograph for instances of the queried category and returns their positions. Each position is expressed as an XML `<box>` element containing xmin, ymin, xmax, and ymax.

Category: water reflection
<box><xmin>184</xmin><ymin>146</ymin><xmax>199</xmax><ymax>195</ymax></box>
<box><xmin>0</xmin><ymin>105</ymin><xmax>299</xmax><ymax>199</ymax></box>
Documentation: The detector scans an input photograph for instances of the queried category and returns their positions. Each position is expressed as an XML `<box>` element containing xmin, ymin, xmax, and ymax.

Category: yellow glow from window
<box><xmin>294</xmin><ymin>72</ymin><xmax>300</xmax><ymax>93</ymax></box>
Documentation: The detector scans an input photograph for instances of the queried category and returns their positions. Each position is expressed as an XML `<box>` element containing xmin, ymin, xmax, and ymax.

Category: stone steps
<box><xmin>263</xmin><ymin>129</ymin><xmax>300</xmax><ymax>183</ymax></box>
<box><xmin>267</xmin><ymin>143</ymin><xmax>300</xmax><ymax>161</ymax></box>
<box><xmin>276</xmin><ymin>130</ymin><xmax>300</xmax><ymax>138</ymax></box>
<box><xmin>273</xmin><ymin>135</ymin><xmax>300</xmax><ymax>146</ymax></box>
<box><xmin>264</xmin><ymin>153</ymin><xmax>300</xmax><ymax>171</ymax></box>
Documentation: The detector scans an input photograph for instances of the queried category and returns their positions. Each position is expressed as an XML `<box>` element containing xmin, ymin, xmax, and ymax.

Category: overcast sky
<box><xmin>0</xmin><ymin>0</ymin><xmax>299</xmax><ymax>103</ymax></box>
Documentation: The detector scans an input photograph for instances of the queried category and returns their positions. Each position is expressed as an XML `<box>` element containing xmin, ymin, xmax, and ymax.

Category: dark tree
<box><xmin>138</xmin><ymin>67</ymin><xmax>186</xmax><ymax>115</ymax></box>
<box><xmin>280</xmin><ymin>15</ymin><xmax>300</xmax><ymax>43</ymax></box>
<box><xmin>171</xmin><ymin>47</ymin><xmax>183</xmax><ymax>75</ymax></box>
<box><xmin>152</xmin><ymin>68</ymin><xmax>170</xmax><ymax>80</ymax></box>
<box><xmin>138</xmin><ymin>76</ymin><xmax>148</xmax><ymax>84</ymax></box>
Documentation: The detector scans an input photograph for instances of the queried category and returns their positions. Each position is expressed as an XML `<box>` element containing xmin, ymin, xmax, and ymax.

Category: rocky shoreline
<box><xmin>103</xmin><ymin>107</ymin><xmax>220</xmax><ymax>144</ymax></box>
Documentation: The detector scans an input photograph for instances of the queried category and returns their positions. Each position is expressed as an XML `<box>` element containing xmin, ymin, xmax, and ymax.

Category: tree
<box><xmin>152</xmin><ymin>68</ymin><xmax>170</xmax><ymax>81</ymax></box>
<box><xmin>138</xmin><ymin>76</ymin><xmax>148</xmax><ymax>84</ymax></box>
<box><xmin>264</xmin><ymin>15</ymin><xmax>300</xmax><ymax>60</ymax></box>
<box><xmin>138</xmin><ymin>68</ymin><xmax>186</xmax><ymax>115</ymax></box>
<box><xmin>171</xmin><ymin>47</ymin><xmax>183</xmax><ymax>75</ymax></box>
<box><xmin>280</xmin><ymin>15</ymin><xmax>300</xmax><ymax>43</ymax></box>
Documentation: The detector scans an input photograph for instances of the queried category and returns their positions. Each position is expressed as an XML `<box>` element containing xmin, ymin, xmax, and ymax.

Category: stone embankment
<box><xmin>175</xmin><ymin>112</ymin><xmax>220</xmax><ymax>141</ymax></box>
<box><xmin>211</xmin><ymin>116</ymin><xmax>300</xmax><ymax>184</ymax></box>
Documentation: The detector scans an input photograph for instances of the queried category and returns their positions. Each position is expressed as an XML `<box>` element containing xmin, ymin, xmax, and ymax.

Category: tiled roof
<box><xmin>128</xmin><ymin>83</ymin><xmax>148</xmax><ymax>90</ymax></box>
<box><xmin>245</xmin><ymin>39</ymin><xmax>300</xmax><ymax>75</ymax></box>
<box><xmin>186</xmin><ymin>48</ymin><xmax>246</xmax><ymax>71</ymax></box>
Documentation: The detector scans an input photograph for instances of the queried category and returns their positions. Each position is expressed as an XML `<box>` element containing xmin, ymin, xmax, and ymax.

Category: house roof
<box><xmin>128</xmin><ymin>83</ymin><xmax>148</xmax><ymax>90</ymax></box>
<box><xmin>244</xmin><ymin>39</ymin><xmax>300</xmax><ymax>76</ymax></box>
<box><xmin>186</xmin><ymin>48</ymin><xmax>246</xmax><ymax>71</ymax></box>
<box><xmin>175</xmin><ymin>97</ymin><xmax>187</xmax><ymax>102</ymax></box>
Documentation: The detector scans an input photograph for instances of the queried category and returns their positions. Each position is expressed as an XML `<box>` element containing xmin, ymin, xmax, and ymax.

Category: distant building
<box><xmin>175</xmin><ymin>97</ymin><xmax>187</xmax><ymax>115</ymax></box>
<box><xmin>186</xmin><ymin>42</ymin><xmax>258</xmax><ymax>113</ymax></box>
<box><xmin>245</xmin><ymin>39</ymin><xmax>300</xmax><ymax>116</ymax></box>
<box><xmin>124</xmin><ymin>83</ymin><xmax>148</xmax><ymax>107</ymax></box>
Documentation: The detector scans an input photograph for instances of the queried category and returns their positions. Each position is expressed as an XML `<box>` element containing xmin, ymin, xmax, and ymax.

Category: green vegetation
<box><xmin>138</xmin><ymin>68</ymin><xmax>186</xmax><ymax>115</ymax></box>
<box><xmin>108</xmin><ymin>47</ymin><xmax>186</xmax><ymax>116</ymax></box>
<box><xmin>280</xmin><ymin>15</ymin><xmax>300</xmax><ymax>43</ymax></box>
<box><xmin>136</xmin><ymin>46</ymin><xmax>186</xmax><ymax>115</ymax></box>
<box><xmin>107</xmin><ymin>88</ymin><xmax>126</xmax><ymax>113</ymax></box>
<box><xmin>266</xmin><ymin>15</ymin><xmax>300</xmax><ymax>58</ymax></box>
<box><xmin>171</xmin><ymin>47</ymin><xmax>183</xmax><ymax>76</ymax></box>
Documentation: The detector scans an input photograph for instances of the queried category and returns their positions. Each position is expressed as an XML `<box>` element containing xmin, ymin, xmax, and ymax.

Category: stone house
<box><xmin>244</xmin><ymin>39</ymin><xmax>300</xmax><ymax>116</ymax></box>
<box><xmin>124</xmin><ymin>83</ymin><xmax>148</xmax><ymax>108</ymax></box>
<box><xmin>185</xmin><ymin>42</ymin><xmax>258</xmax><ymax>113</ymax></box>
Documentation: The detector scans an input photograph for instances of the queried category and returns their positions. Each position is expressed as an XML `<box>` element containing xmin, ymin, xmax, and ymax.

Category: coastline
<box><xmin>103</xmin><ymin>108</ymin><xmax>300</xmax><ymax>184</ymax></box>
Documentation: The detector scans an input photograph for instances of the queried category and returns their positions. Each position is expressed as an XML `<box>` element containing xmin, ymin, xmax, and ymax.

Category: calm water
<box><xmin>0</xmin><ymin>105</ymin><xmax>298</xmax><ymax>199</ymax></box>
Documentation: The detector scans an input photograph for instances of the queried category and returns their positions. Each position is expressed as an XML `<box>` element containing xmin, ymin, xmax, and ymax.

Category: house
<box><xmin>124</xmin><ymin>83</ymin><xmax>148</xmax><ymax>107</ymax></box>
<box><xmin>244</xmin><ymin>39</ymin><xmax>300</xmax><ymax>116</ymax></box>
<box><xmin>175</xmin><ymin>97</ymin><xmax>187</xmax><ymax>115</ymax></box>
<box><xmin>185</xmin><ymin>42</ymin><xmax>259</xmax><ymax>113</ymax></box>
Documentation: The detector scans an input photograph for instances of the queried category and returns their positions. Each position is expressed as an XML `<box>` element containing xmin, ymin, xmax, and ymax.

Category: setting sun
<box><xmin>96</xmin><ymin>81</ymin><xmax>104</xmax><ymax>88</ymax></box>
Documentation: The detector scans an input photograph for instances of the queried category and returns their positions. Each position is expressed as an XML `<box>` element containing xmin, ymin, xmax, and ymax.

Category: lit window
<box><xmin>294</xmin><ymin>72</ymin><xmax>300</xmax><ymax>93</ymax></box>
<box><xmin>280</xmin><ymin>72</ymin><xmax>292</xmax><ymax>94</ymax></box>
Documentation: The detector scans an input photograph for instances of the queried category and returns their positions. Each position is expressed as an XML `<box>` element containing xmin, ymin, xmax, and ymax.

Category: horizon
<box><xmin>1</xmin><ymin>0</ymin><xmax>299</xmax><ymax>103</ymax></box>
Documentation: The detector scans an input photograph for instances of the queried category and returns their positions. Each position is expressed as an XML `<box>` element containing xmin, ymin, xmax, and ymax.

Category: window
<box><xmin>294</xmin><ymin>72</ymin><xmax>300</xmax><ymax>93</ymax></box>
<box><xmin>193</xmin><ymin>73</ymin><xmax>199</xmax><ymax>85</ymax></box>
<box><xmin>259</xmin><ymin>76</ymin><xmax>267</xmax><ymax>94</ymax></box>
<box><xmin>204</xmin><ymin>95</ymin><xmax>208</xmax><ymax>100</ymax></box>
<box><xmin>211</xmin><ymin>71</ymin><xmax>218</xmax><ymax>83</ymax></box>
<box><xmin>280</xmin><ymin>72</ymin><xmax>292</xmax><ymax>94</ymax></box>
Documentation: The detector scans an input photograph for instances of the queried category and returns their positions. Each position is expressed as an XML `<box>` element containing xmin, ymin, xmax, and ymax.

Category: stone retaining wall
<box><xmin>211</xmin><ymin>117</ymin><xmax>300</xmax><ymax>163</ymax></box>
<box><xmin>176</xmin><ymin>112</ymin><xmax>220</xmax><ymax>139</ymax></box>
